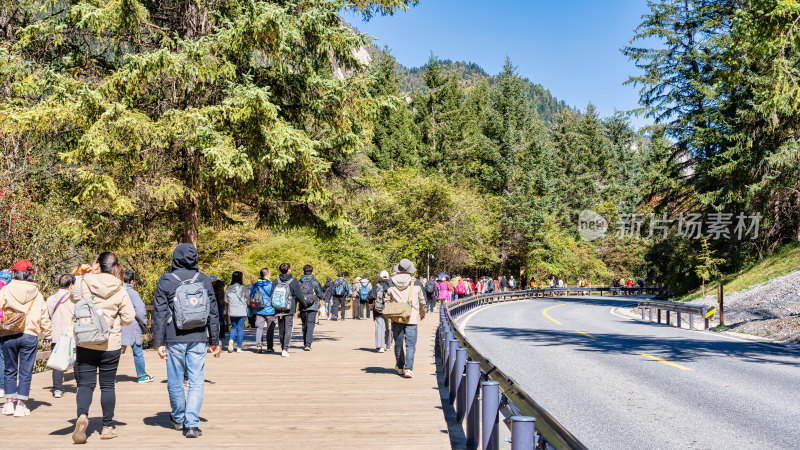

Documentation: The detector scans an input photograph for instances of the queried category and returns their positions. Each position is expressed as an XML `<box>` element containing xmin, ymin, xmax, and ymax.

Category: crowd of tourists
<box><xmin>0</xmin><ymin>245</ymin><xmax>433</xmax><ymax>443</ymax></box>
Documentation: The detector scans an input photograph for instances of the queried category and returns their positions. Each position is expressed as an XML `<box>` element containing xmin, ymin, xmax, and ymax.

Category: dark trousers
<box><xmin>1</xmin><ymin>333</ymin><xmax>38</xmax><ymax>400</ymax></box>
<box><xmin>331</xmin><ymin>297</ymin><xmax>347</xmax><ymax>320</ymax></box>
<box><xmin>52</xmin><ymin>369</ymin><xmax>64</xmax><ymax>391</ymax></box>
<box><xmin>277</xmin><ymin>315</ymin><xmax>294</xmax><ymax>350</ymax></box>
<box><xmin>75</xmin><ymin>347</ymin><xmax>121</xmax><ymax>427</ymax></box>
<box><xmin>360</xmin><ymin>301</ymin><xmax>370</xmax><ymax>319</ymax></box>
<box><xmin>300</xmin><ymin>311</ymin><xmax>317</xmax><ymax>348</ymax></box>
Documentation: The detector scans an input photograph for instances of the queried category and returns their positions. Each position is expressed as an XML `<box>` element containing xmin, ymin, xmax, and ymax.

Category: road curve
<box><xmin>458</xmin><ymin>296</ymin><xmax>800</xmax><ymax>450</ymax></box>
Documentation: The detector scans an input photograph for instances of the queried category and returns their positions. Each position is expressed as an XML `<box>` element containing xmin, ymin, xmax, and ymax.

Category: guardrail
<box><xmin>637</xmin><ymin>299</ymin><xmax>714</xmax><ymax>330</ymax></box>
<box><xmin>440</xmin><ymin>286</ymin><xmax>660</xmax><ymax>449</ymax></box>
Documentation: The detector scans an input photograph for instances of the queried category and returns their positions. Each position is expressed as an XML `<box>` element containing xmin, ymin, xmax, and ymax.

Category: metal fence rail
<box><xmin>637</xmin><ymin>299</ymin><xmax>713</xmax><ymax>330</ymax></box>
<box><xmin>439</xmin><ymin>286</ymin><xmax>661</xmax><ymax>449</ymax></box>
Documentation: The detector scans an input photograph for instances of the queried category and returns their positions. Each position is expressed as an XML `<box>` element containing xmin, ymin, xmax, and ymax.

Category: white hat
<box><xmin>379</xmin><ymin>270</ymin><xmax>389</xmax><ymax>279</ymax></box>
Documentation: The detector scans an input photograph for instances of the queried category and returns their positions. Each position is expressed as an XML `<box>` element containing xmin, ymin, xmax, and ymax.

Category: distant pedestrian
<box><xmin>121</xmin><ymin>271</ymin><xmax>154</xmax><ymax>384</ymax></box>
<box><xmin>46</xmin><ymin>273</ymin><xmax>75</xmax><ymax>398</ymax></box>
<box><xmin>357</xmin><ymin>276</ymin><xmax>372</xmax><ymax>319</ymax></box>
<box><xmin>225</xmin><ymin>272</ymin><xmax>249</xmax><ymax>353</ymax></box>
<box><xmin>153</xmin><ymin>243</ymin><xmax>220</xmax><ymax>439</ymax></box>
<box><xmin>250</xmin><ymin>268</ymin><xmax>275</xmax><ymax>353</ymax></box>
<box><xmin>368</xmin><ymin>271</ymin><xmax>393</xmax><ymax>352</ymax></box>
<box><xmin>272</xmin><ymin>263</ymin><xmax>303</xmax><ymax>357</ymax></box>
<box><xmin>386</xmin><ymin>259</ymin><xmax>426</xmax><ymax>379</ymax></box>
<box><xmin>499</xmin><ymin>276</ymin><xmax>508</xmax><ymax>292</ymax></box>
<box><xmin>298</xmin><ymin>265</ymin><xmax>324</xmax><ymax>351</ymax></box>
<box><xmin>330</xmin><ymin>272</ymin><xmax>348</xmax><ymax>321</ymax></box>
<box><xmin>322</xmin><ymin>277</ymin><xmax>332</xmax><ymax>320</ymax></box>
<box><xmin>351</xmin><ymin>276</ymin><xmax>362</xmax><ymax>319</ymax></box>
<box><xmin>424</xmin><ymin>277</ymin><xmax>438</xmax><ymax>312</ymax></box>
<box><xmin>1</xmin><ymin>260</ymin><xmax>51</xmax><ymax>418</ymax></box>
<box><xmin>70</xmin><ymin>253</ymin><xmax>135</xmax><ymax>442</ymax></box>
<box><xmin>0</xmin><ymin>269</ymin><xmax>10</xmax><ymax>396</ymax></box>
<box><xmin>509</xmin><ymin>276</ymin><xmax>517</xmax><ymax>290</ymax></box>
<box><xmin>436</xmin><ymin>276</ymin><xmax>452</xmax><ymax>305</ymax></box>
<box><xmin>211</xmin><ymin>277</ymin><xmax>227</xmax><ymax>340</ymax></box>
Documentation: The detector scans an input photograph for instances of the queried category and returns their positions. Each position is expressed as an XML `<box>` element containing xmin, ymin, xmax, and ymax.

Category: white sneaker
<box><xmin>228</xmin><ymin>340</ymin><xmax>234</xmax><ymax>353</ymax></box>
<box><xmin>2</xmin><ymin>402</ymin><xmax>14</xmax><ymax>416</ymax></box>
<box><xmin>378</xmin><ymin>348</ymin><xmax>385</xmax><ymax>353</ymax></box>
<box><xmin>13</xmin><ymin>403</ymin><xmax>30</xmax><ymax>417</ymax></box>
<box><xmin>235</xmin><ymin>348</ymin><xmax>243</xmax><ymax>353</ymax></box>
<box><xmin>281</xmin><ymin>350</ymin><xmax>289</xmax><ymax>357</ymax></box>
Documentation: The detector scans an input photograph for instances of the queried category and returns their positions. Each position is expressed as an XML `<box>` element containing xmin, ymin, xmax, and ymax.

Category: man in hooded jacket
<box><xmin>385</xmin><ymin>259</ymin><xmax>426</xmax><ymax>379</ymax></box>
<box><xmin>271</xmin><ymin>263</ymin><xmax>304</xmax><ymax>357</ymax></box>
<box><xmin>153</xmin><ymin>243</ymin><xmax>220</xmax><ymax>439</ymax></box>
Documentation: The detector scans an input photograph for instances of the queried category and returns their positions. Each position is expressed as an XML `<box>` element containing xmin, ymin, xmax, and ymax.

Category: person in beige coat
<box><xmin>386</xmin><ymin>259</ymin><xmax>426</xmax><ymax>379</ymax></box>
<box><xmin>0</xmin><ymin>260</ymin><xmax>51</xmax><ymax>418</ymax></box>
<box><xmin>69</xmin><ymin>252</ymin><xmax>135</xmax><ymax>444</ymax></box>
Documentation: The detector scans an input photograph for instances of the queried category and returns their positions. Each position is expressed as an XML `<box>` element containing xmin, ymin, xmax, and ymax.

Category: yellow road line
<box><xmin>542</xmin><ymin>301</ymin><xmax>583</xmax><ymax>325</ymax></box>
<box><xmin>575</xmin><ymin>330</ymin><xmax>595</xmax><ymax>338</ymax></box>
<box><xmin>636</xmin><ymin>353</ymin><xmax>692</xmax><ymax>371</ymax></box>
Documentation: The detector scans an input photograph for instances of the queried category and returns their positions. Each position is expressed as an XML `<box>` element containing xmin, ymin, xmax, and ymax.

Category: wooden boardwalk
<box><xmin>3</xmin><ymin>316</ymin><xmax>450</xmax><ymax>449</ymax></box>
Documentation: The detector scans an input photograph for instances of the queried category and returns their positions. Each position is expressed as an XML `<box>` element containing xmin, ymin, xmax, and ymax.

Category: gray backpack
<box><xmin>170</xmin><ymin>273</ymin><xmax>210</xmax><ymax>330</ymax></box>
<box><xmin>73</xmin><ymin>282</ymin><xmax>110</xmax><ymax>346</ymax></box>
<box><xmin>373</xmin><ymin>283</ymin><xmax>387</xmax><ymax>313</ymax></box>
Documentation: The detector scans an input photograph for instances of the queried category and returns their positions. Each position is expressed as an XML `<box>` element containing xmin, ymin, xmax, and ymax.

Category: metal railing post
<box><xmin>677</xmin><ymin>311</ymin><xmax>681</xmax><ymax>328</ymax></box>
<box><xmin>649</xmin><ymin>307</ymin><xmax>653</xmax><ymax>322</ymax></box>
<box><xmin>690</xmin><ymin>314</ymin><xmax>694</xmax><ymax>330</ymax></box>
<box><xmin>465</xmin><ymin>361</ymin><xmax>481</xmax><ymax>450</ymax></box>
<box><xmin>448</xmin><ymin>339</ymin><xmax>459</xmax><ymax>397</ymax></box>
<box><xmin>443</xmin><ymin>333</ymin><xmax>454</xmax><ymax>387</ymax></box>
<box><xmin>510</xmin><ymin>416</ymin><xmax>536</xmax><ymax>450</ymax></box>
<box><xmin>481</xmin><ymin>381</ymin><xmax>500</xmax><ymax>450</ymax></box>
<box><xmin>454</xmin><ymin>347</ymin><xmax>467</xmax><ymax>411</ymax></box>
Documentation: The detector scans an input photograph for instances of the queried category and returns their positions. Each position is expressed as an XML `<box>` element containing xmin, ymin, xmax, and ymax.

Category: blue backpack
<box><xmin>333</xmin><ymin>279</ymin><xmax>346</xmax><ymax>297</ymax></box>
<box><xmin>359</xmin><ymin>283</ymin><xmax>370</xmax><ymax>301</ymax></box>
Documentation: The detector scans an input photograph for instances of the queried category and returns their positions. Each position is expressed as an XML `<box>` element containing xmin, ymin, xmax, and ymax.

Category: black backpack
<box><xmin>249</xmin><ymin>285</ymin><xmax>266</xmax><ymax>309</ymax></box>
<box><xmin>425</xmin><ymin>280</ymin><xmax>436</xmax><ymax>295</ymax></box>
<box><xmin>299</xmin><ymin>278</ymin><xmax>317</xmax><ymax>309</ymax></box>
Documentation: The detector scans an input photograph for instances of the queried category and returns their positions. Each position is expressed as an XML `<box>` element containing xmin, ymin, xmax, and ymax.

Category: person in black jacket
<box><xmin>297</xmin><ymin>265</ymin><xmax>324</xmax><ymax>351</ymax></box>
<box><xmin>272</xmin><ymin>263</ymin><xmax>303</xmax><ymax>357</ymax></box>
<box><xmin>367</xmin><ymin>271</ymin><xmax>394</xmax><ymax>352</ymax></box>
<box><xmin>153</xmin><ymin>243</ymin><xmax>220</xmax><ymax>439</ymax></box>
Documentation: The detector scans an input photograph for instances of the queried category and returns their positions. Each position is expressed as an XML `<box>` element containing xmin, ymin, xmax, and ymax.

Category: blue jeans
<box><xmin>229</xmin><ymin>316</ymin><xmax>246</xmax><ymax>348</ymax></box>
<box><xmin>166</xmin><ymin>342</ymin><xmax>207</xmax><ymax>428</ymax></box>
<box><xmin>132</xmin><ymin>343</ymin><xmax>147</xmax><ymax>378</ymax></box>
<box><xmin>2</xmin><ymin>334</ymin><xmax>38</xmax><ymax>400</ymax></box>
<box><xmin>391</xmin><ymin>323</ymin><xmax>418</xmax><ymax>370</ymax></box>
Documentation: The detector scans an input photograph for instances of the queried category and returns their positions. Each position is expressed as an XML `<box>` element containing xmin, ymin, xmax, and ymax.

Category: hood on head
<box><xmin>79</xmin><ymin>273</ymin><xmax>123</xmax><ymax>299</ymax></box>
<box><xmin>171</xmin><ymin>243</ymin><xmax>198</xmax><ymax>271</ymax></box>
<box><xmin>3</xmin><ymin>280</ymin><xmax>39</xmax><ymax>304</ymax></box>
<box><xmin>390</xmin><ymin>273</ymin><xmax>413</xmax><ymax>290</ymax></box>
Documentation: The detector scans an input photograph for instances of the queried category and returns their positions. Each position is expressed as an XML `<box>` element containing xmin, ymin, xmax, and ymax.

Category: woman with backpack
<box><xmin>0</xmin><ymin>260</ymin><xmax>50</xmax><ymax>418</ymax></box>
<box><xmin>69</xmin><ymin>252</ymin><xmax>135</xmax><ymax>443</ymax></box>
<box><xmin>225</xmin><ymin>271</ymin><xmax>249</xmax><ymax>353</ymax></box>
<box><xmin>249</xmin><ymin>268</ymin><xmax>275</xmax><ymax>353</ymax></box>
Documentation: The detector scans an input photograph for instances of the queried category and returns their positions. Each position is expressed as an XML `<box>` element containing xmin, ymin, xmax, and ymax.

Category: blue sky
<box><xmin>342</xmin><ymin>1</ymin><xmax>653</xmax><ymax>129</ymax></box>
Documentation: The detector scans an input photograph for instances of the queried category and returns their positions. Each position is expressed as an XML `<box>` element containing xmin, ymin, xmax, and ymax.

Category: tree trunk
<box><xmin>178</xmin><ymin>195</ymin><xmax>199</xmax><ymax>247</ymax></box>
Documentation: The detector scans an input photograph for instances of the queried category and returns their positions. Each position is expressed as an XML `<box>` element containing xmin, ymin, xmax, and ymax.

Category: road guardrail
<box><xmin>637</xmin><ymin>299</ymin><xmax>715</xmax><ymax>330</ymax></box>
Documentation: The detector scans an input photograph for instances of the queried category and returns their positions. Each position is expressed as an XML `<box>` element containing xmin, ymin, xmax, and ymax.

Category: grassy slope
<box><xmin>678</xmin><ymin>243</ymin><xmax>800</xmax><ymax>302</ymax></box>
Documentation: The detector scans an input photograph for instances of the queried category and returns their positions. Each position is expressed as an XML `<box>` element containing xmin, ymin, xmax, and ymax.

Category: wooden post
<box><xmin>717</xmin><ymin>284</ymin><xmax>724</xmax><ymax>326</ymax></box>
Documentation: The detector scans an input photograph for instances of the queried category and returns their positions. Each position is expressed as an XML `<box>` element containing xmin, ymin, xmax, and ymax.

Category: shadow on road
<box><xmin>466</xmin><ymin>324</ymin><xmax>800</xmax><ymax>366</ymax></box>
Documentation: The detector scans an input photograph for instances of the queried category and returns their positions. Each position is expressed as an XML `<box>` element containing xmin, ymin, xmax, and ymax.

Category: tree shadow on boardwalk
<box><xmin>466</xmin><ymin>323</ymin><xmax>800</xmax><ymax>366</ymax></box>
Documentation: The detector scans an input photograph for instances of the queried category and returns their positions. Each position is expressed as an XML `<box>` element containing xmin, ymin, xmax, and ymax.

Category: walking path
<box><xmin>3</xmin><ymin>316</ymin><xmax>449</xmax><ymax>449</ymax></box>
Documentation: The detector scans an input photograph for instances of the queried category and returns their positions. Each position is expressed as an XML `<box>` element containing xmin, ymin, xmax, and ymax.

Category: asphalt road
<box><xmin>457</xmin><ymin>296</ymin><xmax>800</xmax><ymax>450</ymax></box>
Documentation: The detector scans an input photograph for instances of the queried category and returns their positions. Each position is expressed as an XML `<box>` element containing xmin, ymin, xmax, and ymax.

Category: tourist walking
<box><xmin>250</xmin><ymin>268</ymin><xmax>275</xmax><ymax>353</ymax></box>
<box><xmin>153</xmin><ymin>243</ymin><xmax>220</xmax><ymax>439</ymax></box>
<box><xmin>46</xmin><ymin>273</ymin><xmax>75</xmax><ymax>398</ymax></box>
<box><xmin>272</xmin><ymin>263</ymin><xmax>303</xmax><ymax>357</ymax></box>
<box><xmin>298</xmin><ymin>265</ymin><xmax>324</xmax><ymax>351</ymax></box>
<box><xmin>369</xmin><ymin>271</ymin><xmax>394</xmax><ymax>352</ymax></box>
<box><xmin>357</xmin><ymin>276</ymin><xmax>372</xmax><ymax>319</ymax></box>
<box><xmin>499</xmin><ymin>276</ymin><xmax>508</xmax><ymax>292</ymax></box>
<box><xmin>386</xmin><ymin>259</ymin><xmax>426</xmax><ymax>379</ymax></box>
<box><xmin>70</xmin><ymin>252</ymin><xmax>135</xmax><ymax>443</ymax></box>
<box><xmin>424</xmin><ymin>277</ymin><xmax>438</xmax><ymax>312</ymax></box>
<box><xmin>330</xmin><ymin>272</ymin><xmax>348</xmax><ymax>321</ymax></box>
<box><xmin>210</xmin><ymin>276</ymin><xmax>227</xmax><ymax>341</ymax></box>
<box><xmin>225</xmin><ymin>272</ymin><xmax>249</xmax><ymax>353</ymax></box>
<box><xmin>322</xmin><ymin>277</ymin><xmax>333</xmax><ymax>320</ymax></box>
<box><xmin>351</xmin><ymin>276</ymin><xmax>362</xmax><ymax>319</ymax></box>
<box><xmin>122</xmin><ymin>271</ymin><xmax>153</xmax><ymax>384</ymax></box>
<box><xmin>0</xmin><ymin>260</ymin><xmax>51</xmax><ymax>418</ymax></box>
<box><xmin>436</xmin><ymin>276</ymin><xmax>452</xmax><ymax>306</ymax></box>
<box><xmin>0</xmin><ymin>269</ymin><xmax>9</xmax><ymax>396</ymax></box>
